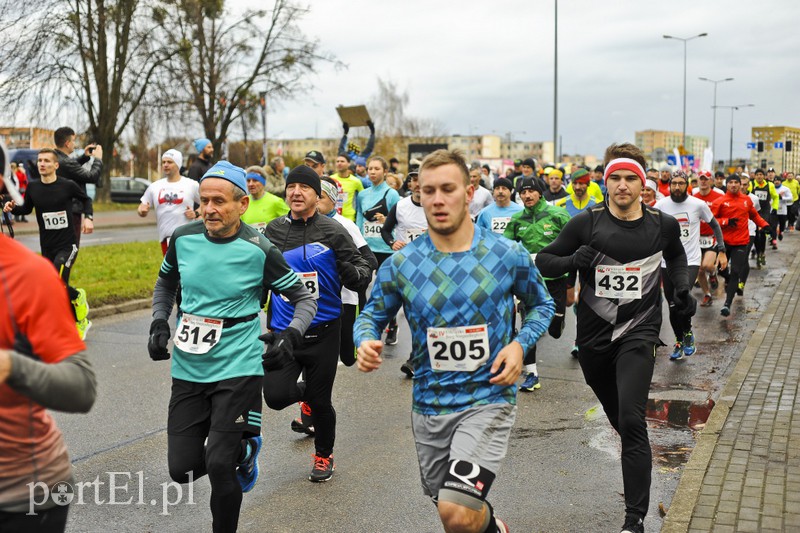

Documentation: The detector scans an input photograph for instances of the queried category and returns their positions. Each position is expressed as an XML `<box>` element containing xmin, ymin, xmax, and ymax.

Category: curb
<box><xmin>661</xmin><ymin>250</ymin><xmax>800</xmax><ymax>532</ymax></box>
<box><xmin>91</xmin><ymin>298</ymin><xmax>152</xmax><ymax>319</ymax></box>
<box><xmin>12</xmin><ymin>221</ymin><xmax>155</xmax><ymax>237</ymax></box>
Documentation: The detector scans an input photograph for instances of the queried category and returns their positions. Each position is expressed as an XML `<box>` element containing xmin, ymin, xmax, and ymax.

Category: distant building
<box><xmin>0</xmin><ymin>127</ymin><xmax>54</xmax><ymax>149</ymax></box>
<box><xmin>635</xmin><ymin>129</ymin><xmax>709</xmax><ymax>166</ymax></box>
<box><xmin>750</xmin><ymin>126</ymin><xmax>800</xmax><ymax>173</ymax></box>
<box><xmin>271</xmin><ymin>134</ymin><xmax>563</xmax><ymax>166</ymax></box>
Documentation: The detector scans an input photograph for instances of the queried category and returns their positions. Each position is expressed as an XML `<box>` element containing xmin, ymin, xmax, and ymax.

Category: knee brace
<box><xmin>437</xmin><ymin>459</ymin><xmax>496</xmax><ymax>511</ymax></box>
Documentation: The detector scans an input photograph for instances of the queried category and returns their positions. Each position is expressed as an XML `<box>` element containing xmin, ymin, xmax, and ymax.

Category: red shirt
<box><xmin>693</xmin><ymin>188</ymin><xmax>724</xmax><ymax>236</ymax></box>
<box><xmin>710</xmin><ymin>192</ymin><xmax>769</xmax><ymax>246</ymax></box>
<box><xmin>0</xmin><ymin>235</ymin><xmax>85</xmax><ymax>509</ymax></box>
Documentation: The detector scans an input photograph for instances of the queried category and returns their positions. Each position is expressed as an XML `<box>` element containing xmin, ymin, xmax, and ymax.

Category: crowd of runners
<box><xmin>1</xmin><ymin>123</ymin><xmax>797</xmax><ymax>533</ymax></box>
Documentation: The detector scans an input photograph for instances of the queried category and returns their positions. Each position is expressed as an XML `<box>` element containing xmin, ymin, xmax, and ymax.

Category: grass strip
<box><xmin>70</xmin><ymin>241</ymin><xmax>162</xmax><ymax>306</ymax></box>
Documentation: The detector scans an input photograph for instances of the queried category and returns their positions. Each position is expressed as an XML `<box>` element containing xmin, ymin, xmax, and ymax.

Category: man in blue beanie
<box><xmin>147</xmin><ymin>160</ymin><xmax>317</xmax><ymax>532</ymax></box>
<box><xmin>188</xmin><ymin>138</ymin><xmax>215</xmax><ymax>182</ymax></box>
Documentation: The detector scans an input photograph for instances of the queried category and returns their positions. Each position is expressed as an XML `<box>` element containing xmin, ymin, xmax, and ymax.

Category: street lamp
<box><xmin>713</xmin><ymin>104</ymin><xmax>755</xmax><ymax>167</ymax></box>
<box><xmin>698</xmin><ymin>77</ymin><xmax>734</xmax><ymax>164</ymax></box>
<box><xmin>663</xmin><ymin>32</ymin><xmax>708</xmax><ymax>148</ymax></box>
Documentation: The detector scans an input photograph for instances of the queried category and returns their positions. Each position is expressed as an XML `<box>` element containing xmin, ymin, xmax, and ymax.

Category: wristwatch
<box><xmin>85</xmin><ymin>214</ymin><xmax>93</xmax><ymax>221</ymax></box>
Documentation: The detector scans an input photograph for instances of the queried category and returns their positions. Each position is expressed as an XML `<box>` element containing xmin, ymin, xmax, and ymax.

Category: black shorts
<box><xmin>566</xmin><ymin>270</ymin><xmax>577</xmax><ymax>288</ymax></box>
<box><xmin>168</xmin><ymin>376</ymin><xmax>262</xmax><ymax>438</ymax></box>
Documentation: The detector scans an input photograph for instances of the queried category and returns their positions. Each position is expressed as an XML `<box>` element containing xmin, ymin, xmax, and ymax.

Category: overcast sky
<box><xmin>238</xmin><ymin>0</ymin><xmax>800</xmax><ymax>161</ymax></box>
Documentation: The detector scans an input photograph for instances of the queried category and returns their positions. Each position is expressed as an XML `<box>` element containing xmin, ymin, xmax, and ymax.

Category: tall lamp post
<box><xmin>698</xmin><ymin>76</ymin><xmax>733</xmax><ymax>164</ymax></box>
<box><xmin>713</xmin><ymin>104</ymin><xmax>755</xmax><ymax>168</ymax></box>
<box><xmin>663</xmin><ymin>33</ymin><xmax>708</xmax><ymax>148</ymax></box>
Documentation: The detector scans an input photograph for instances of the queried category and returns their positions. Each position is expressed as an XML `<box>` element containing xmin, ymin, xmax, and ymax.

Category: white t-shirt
<box><xmin>469</xmin><ymin>186</ymin><xmax>493</xmax><ymax>218</ymax></box>
<box><xmin>333</xmin><ymin>213</ymin><xmax>367</xmax><ymax>306</ymax></box>
<box><xmin>395</xmin><ymin>196</ymin><xmax>428</xmax><ymax>243</ymax></box>
<box><xmin>141</xmin><ymin>177</ymin><xmax>201</xmax><ymax>241</ymax></box>
<box><xmin>654</xmin><ymin>195</ymin><xmax>715</xmax><ymax>266</ymax></box>
<box><xmin>748</xmin><ymin>193</ymin><xmax>760</xmax><ymax>237</ymax></box>
<box><xmin>776</xmin><ymin>185</ymin><xmax>793</xmax><ymax>215</ymax></box>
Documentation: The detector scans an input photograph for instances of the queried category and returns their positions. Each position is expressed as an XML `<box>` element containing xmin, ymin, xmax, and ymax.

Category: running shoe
<box><xmin>720</xmin><ymin>305</ymin><xmax>731</xmax><ymax>317</ymax></box>
<box><xmin>385</xmin><ymin>323</ymin><xmax>398</xmax><ymax>346</ymax></box>
<box><xmin>309</xmin><ymin>453</ymin><xmax>334</xmax><ymax>482</ymax></box>
<box><xmin>669</xmin><ymin>341</ymin><xmax>684</xmax><ymax>361</ymax></box>
<box><xmin>76</xmin><ymin>319</ymin><xmax>92</xmax><ymax>341</ymax></box>
<box><xmin>778</xmin><ymin>233</ymin><xmax>783</xmax><ymax>241</ymax></box>
<box><xmin>72</xmin><ymin>288</ymin><xmax>89</xmax><ymax>322</ymax></box>
<box><xmin>771</xmin><ymin>239</ymin><xmax>778</xmax><ymax>249</ymax></box>
<box><xmin>759</xmin><ymin>254</ymin><xmax>766</xmax><ymax>266</ymax></box>
<box><xmin>290</xmin><ymin>401</ymin><xmax>315</xmax><ymax>436</ymax></box>
<box><xmin>620</xmin><ymin>516</ymin><xmax>644</xmax><ymax>533</ymax></box>
<box><xmin>236</xmin><ymin>435</ymin><xmax>262</xmax><ymax>493</ymax></box>
<box><xmin>400</xmin><ymin>358</ymin><xmax>414</xmax><ymax>378</ymax></box>
<box><xmin>700</xmin><ymin>294</ymin><xmax>713</xmax><ymax>307</ymax></box>
<box><xmin>709</xmin><ymin>274</ymin><xmax>719</xmax><ymax>291</ymax></box>
<box><xmin>736</xmin><ymin>282</ymin><xmax>745</xmax><ymax>296</ymax></box>
<box><xmin>571</xmin><ymin>345</ymin><xmax>579</xmax><ymax>358</ymax></box>
<box><xmin>519</xmin><ymin>373</ymin><xmax>540</xmax><ymax>392</ymax></box>
<box><xmin>683</xmin><ymin>332</ymin><xmax>696</xmax><ymax>357</ymax></box>
<box><xmin>496</xmin><ymin>517</ymin><xmax>510</xmax><ymax>533</ymax></box>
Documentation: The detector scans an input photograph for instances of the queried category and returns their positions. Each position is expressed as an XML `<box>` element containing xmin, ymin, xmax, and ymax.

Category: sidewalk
<box><xmin>663</xmin><ymin>249</ymin><xmax>800</xmax><ymax>532</ymax></box>
<box><xmin>10</xmin><ymin>208</ymin><xmax>155</xmax><ymax>235</ymax></box>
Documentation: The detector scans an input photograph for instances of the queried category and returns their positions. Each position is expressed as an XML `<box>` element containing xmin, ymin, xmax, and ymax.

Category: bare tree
<box><xmin>155</xmin><ymin>0</ymin><xmax>338</xmax><ymax>159</ymax></box>
<box><xmin>0</xmin><ymin>0</ymin><xmax>177</xmax><ymax>198</ymax></box>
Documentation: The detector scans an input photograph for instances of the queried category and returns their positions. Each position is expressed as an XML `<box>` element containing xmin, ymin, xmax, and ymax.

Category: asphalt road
<box><xmin>48</xmin><ymin>234</ymin><xmax>796</xmax><ymax>533</ymax></box>
<box><xmin>16</xmin><ymin>225</ymin><xmax>159</xmax><ymax>251</ymax></box>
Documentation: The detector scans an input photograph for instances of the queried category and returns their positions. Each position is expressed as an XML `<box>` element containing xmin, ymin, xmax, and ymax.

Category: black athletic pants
<box><xmin>579</xmin><ymin>338</ymin><xmax>656</xmax><ymax>521</ymax></box>
<box><xmin>661</xmin><ymin>265</ymin><xmax>699</xmax><ymax>341</ymax></box>
<box><xmin>741</xmin><ymin>238</ymin><xmax>754</xmax><ymax>284</ymax></box>
<box><xmin>0</xmin><ymin>505</ymin><xmax>70</xmax><ymax>533</ymax></box>
<box><xmin>522</xmin><ymin>277</ymin><xmax>566</xmax><ymax>365</ymax></box>
<box><xmin>340</xmin><ymin>303</ymin><xmax>358</xmax><ymax>366</ymax></box>
<box><xmin>263</xmin><ymin>318</ymin><xmax>340</xmax><ymax>457</ymax></box>
<box><xmin>724</xmin><ymin>244</ymin><xmax>749</xmax><ymax>306</ymax></box>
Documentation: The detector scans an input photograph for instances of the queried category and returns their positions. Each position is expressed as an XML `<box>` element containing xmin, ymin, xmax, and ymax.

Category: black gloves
<box><xmin>260</xmin><ymin>327</ymin><xmax>303</xmax><ymax>371</ymax></box>
<box><xmin>148</xmin><ymin>319</ymin><xmax>171</xmax><ymax>361</ymax></box>
<box><xmin>343</xmin><ymin>122</ymin><xmax>350</xmax><ymax>135</ymax></box>
<box><xmin>572</xmin><ymin>245</ymin><xmax>599</xmax><ymax>269</ymax></box>
<box><xmin>727</xmin><ymin>217</ymin><xmax>739</xmax><ymax>227</ymax></box>
<box><xmin>674</xmin><ymin>288</ymin><xmax>697</xmax><ymax>318</ymax></box>
<box><xmin>337</xmin><ymin>260</ymin><xmax>362</xmax><ymax>289</ymax></box>
<box><xmin>367</xmin><ymin>119</ymin><xmax>375</xmax><ymax>133</ymax></box>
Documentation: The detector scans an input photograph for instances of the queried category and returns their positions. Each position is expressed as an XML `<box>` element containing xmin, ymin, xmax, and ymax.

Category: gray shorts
<box><xmin>411</xmin><ymin>402</ymin><xmax>516</xmax><ymax>500</ymax></box>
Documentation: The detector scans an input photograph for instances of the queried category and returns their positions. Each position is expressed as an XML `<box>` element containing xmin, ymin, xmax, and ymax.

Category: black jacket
<box><xmin>55</xmin><ymin>149</ymin><xmax>102</xmax><ymax>214</ymax></box>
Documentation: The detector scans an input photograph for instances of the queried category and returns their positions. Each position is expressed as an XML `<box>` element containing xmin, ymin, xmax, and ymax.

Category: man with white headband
<box><xmin>536</xmin><ymin>143</ymin><xmax>694</xmax><ymax>533</ymax></box>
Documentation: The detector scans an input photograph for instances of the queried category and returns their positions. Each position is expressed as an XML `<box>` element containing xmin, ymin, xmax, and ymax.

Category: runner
<box><xmin>319</xmin><ymin>176</ymin><xmax>378</xmax><ymax>368</ymax></box>
<box><xmin>555</xmin><ymin>168</ymin><xmax>597</xmax><ymax>357</ymax></box>
<box><xmin>53</xmin><ymin>127</ymin><xmax>102</xmax><ymax>246</ymax></box>
<box><xmin>692</xmin><ymin>172</ymin><xmax>726</xmax><ymax>306</ymax></box>
<box><xmin>543</xmin><ymin>168</ymin><xmax>568</xmax><ymax>204</ymax></box>
<box><xmin>773</xmin><ymin>174</ymin><xmax>793</xmax><ymax>240</ymax></box>
<box><xmin>138</xmin><ymin>149</ymin><xmax>201</xmax><ymax>255</ymax></box>
<box><xmin>468</xmin><ymin>166</ymin><xmax>493</xmax><ymax>220</ymax></box>
<box><xmin>4</xmin><ymin>149</ymin><xmax>94</xmax><ymax>339</ymax></box>
<box><xmin>356</xmin><ymin>156</ymin><xmax>401</xmax><ymax>345</ymax></box>
<box><xmin>475</xmin><ymin>177</ymin><xmax>523</xmax><ymax>235</ymax></box>
<box><xmin>331</xmin><ymin>153</ymin><xmax>365</xmax><ymax>222</ymax></box>
<box><xmin>0</xmin><ymin>233</ymin><xmax>96</xmax><ymax>533</ymax></box>
<box><xmin>710</xmin><ymin>174</ymin><xmax>770</xmax><ymax>317</ymax></box>
<box><xmin>654</xmin><ymin>170</ymin><xmax>726</xmax><ymax>360</ymax></box>
<box><xmin>537</xmin><ymin>143</ymin><xmax>695</xmax><ymax>533</ymax></box>
<box><xmin>148</xmin><ymin>161</ymin><xmax>317</xmax><ymax>532</ymax></box>
<box><xmin>188</xmin><ymin>138</ymin><xmax>214</xmax><ymax>182</ymax></box>
<box><xmin>355</xmin><ymin>148</ymin><xmax>555</xmax><ymax>533</ymax></box>
<box><xmin>380</xmin><ymin>170</ymin><xmax>429</xmax><ymax>377</ymax></box>
<box><xmin>239</xmin><ymin>166</ymin><xmax>289</xmax><ymax>232</ymax></box>
<box><xmin>263</xmin><ymin>166</ymin><xmax>373</xmax><ymax>483</ymax></box>
<box><xmin>750</xmin><ymin>168</ymin><xmax>779</xmax><ymax>266</ymax></box>
<box><xmin>504</xmin><ymin>176</ymin><xmax>570</xmax><ymax>390</ymax></box>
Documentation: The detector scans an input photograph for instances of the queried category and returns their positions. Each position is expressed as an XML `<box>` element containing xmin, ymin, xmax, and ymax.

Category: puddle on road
<box><xmin>646</xmin><ymin>397</ymin><xmax>715</xmax><ymax>431</ymax></box>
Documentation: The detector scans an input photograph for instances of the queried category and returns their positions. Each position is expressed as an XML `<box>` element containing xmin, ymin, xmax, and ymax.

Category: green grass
<box><xmin>92</xmin><ymin>201</ymin><xmax>140</xmax><ymax>212</ymax></box>
<box><xmin>70</xmin><ymin>241</ymin><xmax>162</xmax><ymax>306</ymax></box>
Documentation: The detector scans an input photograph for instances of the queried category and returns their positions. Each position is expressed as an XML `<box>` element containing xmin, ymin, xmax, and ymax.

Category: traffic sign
<box><xmin>747</xmin><ymin>142</ymin><xmax>756</xmax><ymax>149</ymax></box>
<box><xmin>775</xmin><ymin>142</ymin><xmax>784</xmax><ymax>149</ymax></box>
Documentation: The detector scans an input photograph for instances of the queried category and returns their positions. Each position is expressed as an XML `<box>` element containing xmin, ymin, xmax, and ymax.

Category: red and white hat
<box><xmin>603</xmin><ymin>158</ymin><xmax>646</xmax><ymax>186</ymax></box>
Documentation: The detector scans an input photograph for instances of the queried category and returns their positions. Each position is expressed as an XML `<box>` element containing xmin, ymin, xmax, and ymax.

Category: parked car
<box><xmin>110</xmin><ymin>177</ymin><xmax>150</xmax><ymax>203</ymax></box>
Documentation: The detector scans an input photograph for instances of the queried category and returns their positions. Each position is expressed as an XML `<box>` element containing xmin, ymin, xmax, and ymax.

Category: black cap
<box><xmin>726</xmin><ymin>174</ymin><xmax>741</xmax><ymax>184</ymax></box>
<box><xmin>522</xmin><ymin>158</ymin><xmax>536</xmax><ymax>168</ymax></box>
<box><xmin>594</xmin><ymin>165</ymin><xmax>604</xmax><ymax>173</ymax></box>
<box><xmin>286</xmin><ymin>165</ymin><xmax>322</xmax><ymax>197</ymax></box>
<box><xmin>493</xmin><ymin>177</ymin><xmax>513</xmax><ymax>190</ymax></box>
<box><xmin>389</xmin><ymin>157</ymin><xmax>399</xmax><ymax>164</ymax></box>
<box><xmin>513</xmin><ymin>158</ymin><xmax>523</xmax><ymax>166</ymax></box>
<box><xmin>518</xmin><ymin>176</ymin><xmax>543</xmax><ymax>194</ymax></box>
<box><xmin>304</xmin><ymin>150</ymin><xmax>325</xmax><ymax>165</ymax></box>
